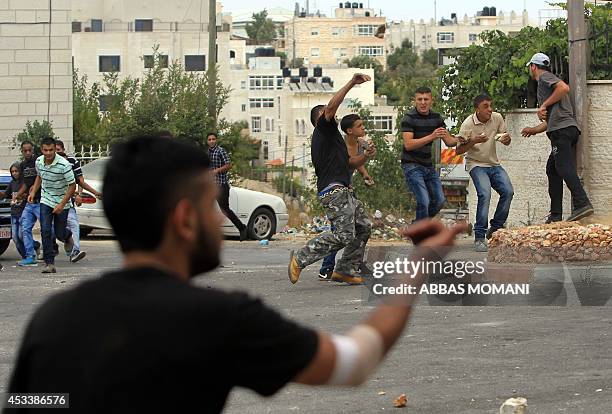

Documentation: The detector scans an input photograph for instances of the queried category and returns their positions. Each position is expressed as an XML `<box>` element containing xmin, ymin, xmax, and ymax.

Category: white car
<box><xmin>76</xmin><ymin>158</ymin><xmax>289</xmax><ymax>240</ymax></box>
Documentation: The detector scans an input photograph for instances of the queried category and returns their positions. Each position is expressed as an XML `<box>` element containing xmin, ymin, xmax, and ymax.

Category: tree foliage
<box><xmin>13</xmin><ymin>120</ymin><xmax>55</xmax><ymax>152</ymax></box>
<box><xmin>344</xmin><ymin>55</ymin><xmax>386</xmax><ymax>92</ymax></box>
<box><xmin>245</xmin><ymin>10</ymin><xmax>278</xmax><ymax>44</ymax></box>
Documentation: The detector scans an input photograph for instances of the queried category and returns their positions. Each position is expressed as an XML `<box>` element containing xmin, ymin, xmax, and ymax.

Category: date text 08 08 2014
<box><xmin>4</xmin><ymin>393</ymin><xmax>69</xmax><ymax>409</ymax></box>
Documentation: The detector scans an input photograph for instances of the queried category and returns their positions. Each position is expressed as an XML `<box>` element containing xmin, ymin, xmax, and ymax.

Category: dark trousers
<box><xmin>218</xmin><ymin>183</ymin><xmax>245</xmax><ymax>232</ymax></box>
<box><xmin>546</xmin><ymin>126</ymin><xmax>591</xmax><ymax>216</ymax></box>
<box><xmin>40</xmin><ymin>204</ymin><xmax>71</xmax><ymax>265</ymax></box>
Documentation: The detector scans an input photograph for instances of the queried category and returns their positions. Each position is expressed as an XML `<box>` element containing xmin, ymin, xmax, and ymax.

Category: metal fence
<box><xmin>589</xmin><ymin>13</ymin><xmax>611</xmax><ymax>79</ymax></box>
<box><xmin>74</xmin><ymin>145</ymin><xmax>110</xmax><ymax>166</ymax></box>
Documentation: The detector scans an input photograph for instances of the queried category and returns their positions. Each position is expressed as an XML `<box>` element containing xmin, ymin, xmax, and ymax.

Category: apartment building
<box><xmin>0</xmin><ymin>0</ymin><xmax>73</xmax><ymax>166</ymax></box>
<box><xmin>285</xmin><ymin>2</ymin><xmax>386</xmax><ymax>68</ymax></box>
<box><xmin>387</xmin><ymin>8</ymin><xmax>533</xmax><ymax>58</ymax></box>
<box><xmin>71</xmin><ymin>0</ymin><xmax>241</xmax><ymax>86</ymax></box>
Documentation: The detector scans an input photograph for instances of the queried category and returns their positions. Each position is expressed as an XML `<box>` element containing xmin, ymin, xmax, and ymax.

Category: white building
<box><xmin>0</xmin><ymin>0</ymin><xmax>73</xmax><ymax>166</ymax></box>
<box><xmin>71</xmin><ymin>0</ymin><xmax>239</xmax><ymax>86</ymax></box>
<box><xmin>387</xmin><ymin>8</ymin><xmax>534</xmax><ymax>59</ymax></box>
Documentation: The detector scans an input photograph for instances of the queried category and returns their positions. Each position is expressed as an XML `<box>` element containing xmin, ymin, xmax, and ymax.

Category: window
<box><xmin>249</xmin><ymin>98</ymin><xmax>274</xmax><ymax>108</ymax></box>
<box><xmin>371</xmin><ymin>115</ymin><xmax>393</xmax><ymax>133</ymax></box>
<box><xmin>311</xmin><ymin>27</ymin><xmax>319</xmax><ymax>36</ymax></box>
<box><xmin>295</xmin><ymin>120</ymin><xmax>300</xmax><ymax>135</ymax></box>
<box><xmin>99</xmin><ymin>56</ymin><xmax>120</xmax><ymax>72</ymax></box>
<box><xmin>263</xmin><ymin>141</ymin><xmax>269</xmax><ymax>160</ymax></box>
<box><xmin>72</xmin><ymin>21</ymin><xmax>82</xmax><ymax>32</ymax></box>
<box><xmin>311</xmin><ymin>48</ymin><xmax>320</xmax><ymax>57</ymax></box>
<box><xmin>230</xmin><ymin>50</ymin><xmax>236</xmax><ymax>59</ymax></box>
<box><xmin>241</xmin><ymin>80</ymin><xmax>246</xmax><ymax>89</ymax></box>
<box><xmin>276</xmin><ymin>77</ymin><xmax>283</xmax><ymax>90</ymax></box>
<box><xmin>241</xmin><ymin>104</ymin><xmax>246</xmax><ymax>112</ymax></box>
<box><xmin>91</xmin><ymin>19</ymin><xmax>102</xmax><ymax>32</ymax></box>
<box><xmin>354</xmin><ymin>25</ymin><xmax>377</xmax><ymax>36</ymax></box>
<box><xmin>252</xmin><ymin>116</ymin><xmax>261</xmax><ymax>132</ymax></box>
<box><xmin>185</xmin><ymin>55</ymin><xmax>206</xmax><ymax>71</ymax></box>
<box><xmin>265</xmin><ymin>118</ymin><xmax>276</xmax><ymax>132</ymax></box>
<box><xmin>300</xmin><ymin>120</ymin><xmax>306</xmax><ymax>136</ymax></box>
<box><xmin>144</xmin><ymin>55</ymin><xmax>168</xmax><ymax>69</ymax></box>
<box><xmin>469</xmin><ymin>33</ymin><xmax>478</xmax><ymax>42</ymax></box>
<box><xmin>249</xmin><ymin>75</ymin><xmax>275</xmax><ymax>90</ymax></box>
<box><xmin>135</xmin><ymin>19</ymin><xmax>153</xmax><ymax>32</ymax></box>
<box><xmin>357</xmin><ymin>46</ymin><xmax>383</xmax><ymax>56</ymax></box>
<box><xmin>98</xmin><ymin>95</ymin><xmax>116</xmax><ymax>112</ymax></box>
<box><xmin>437</xmin><ymin>32</ymin><xmax>454</xmax><ymax>43</ymax></box>
<box><xmin>331</xmin><ymin>27</ymin><xmax>346</xmax><ymax>36</ymax></box>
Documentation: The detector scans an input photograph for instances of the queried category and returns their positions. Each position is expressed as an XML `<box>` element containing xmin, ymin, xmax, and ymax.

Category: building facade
<box><xmin>285</xmin><ymin>3</ymin><xmax>386</xmax><ymax>68</ymax></box>
<box><xmin>387</xmin><ymin>8</ymin><xmax>532</xmax><ymax>58</ymax></box>
<box><xmin>0</xmin><ymin>0</ymin><xmax>73</xmax><ymax>166</ymax></box>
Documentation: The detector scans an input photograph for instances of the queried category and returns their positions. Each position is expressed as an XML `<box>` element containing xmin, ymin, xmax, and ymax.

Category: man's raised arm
<box><xmin>323</xmin><ymin>73</ymin><xmax>371</xmax><ymax>121</ymax></box>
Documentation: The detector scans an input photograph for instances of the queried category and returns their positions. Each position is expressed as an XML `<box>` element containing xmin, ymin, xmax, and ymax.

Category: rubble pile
<box><xmin>489</xmin><ymin>222</ymin><xmax>612</xmax><ymax>263</ymax></box>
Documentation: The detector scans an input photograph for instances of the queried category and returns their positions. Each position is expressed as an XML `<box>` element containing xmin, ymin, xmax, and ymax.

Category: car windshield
<box><xmin>80</xmin><ymin>158</ymin><xmax>109</xmax><ymax>181</ymax></box>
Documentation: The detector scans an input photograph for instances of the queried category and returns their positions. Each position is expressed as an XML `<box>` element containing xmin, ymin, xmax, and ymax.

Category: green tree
<box><xmin>421</xmin><ymin>48</ymin><xmax>438</xmax><ymax>66</ymax></box>
<box><xmin>387</xmin><ymin>39</ymin><xmax>418</xmax><ymax>72</ymax></box>
<box><xmin>13</xmin><ymin>120</ymin><xmax>55</xmax><ymax>152</ymax></box>
<box><xmin>73</xmin><ymin>70</ymin><xmax>102</xmax><ymax>148</ymax></box>
<box><xmin>245</xmin><ymin>10</ymin><xmax>277</xmax><ymax>44</ymax></box>
<box><xmin>216</xmin><ymin>120</ymin><xmax>260</xmax><ymax>179</ymax></box>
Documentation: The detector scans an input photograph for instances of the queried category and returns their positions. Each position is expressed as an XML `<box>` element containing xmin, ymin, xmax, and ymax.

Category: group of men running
<box><xmin>1</xmin><ymin>138</ymin><xmax>101</xmax><ymax>273</ymax></box>
<box><xmin>289</xmin><ymin>52</ymin><xmax>594</xmax><ymax>283</ymax></box>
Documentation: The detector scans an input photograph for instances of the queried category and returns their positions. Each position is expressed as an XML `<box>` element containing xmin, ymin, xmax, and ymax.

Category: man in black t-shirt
<box><xmin>289</xmin><ymin>73</ymin><xmax>376</xmax><ymax>286</ymax></box>
<box><xmin>400</xmin><ymin>86</ymin><xmax>458</xmax><ymax>222</ymax></box>
<box><xmin>17</xmin><ymin>141</ymin><xmax>42</xmax><ymax>266</ymax></box>
<box><xmin>5</xmin><ymin>136</ymin><xmax>465</xmax><ymax>413</ymax></box>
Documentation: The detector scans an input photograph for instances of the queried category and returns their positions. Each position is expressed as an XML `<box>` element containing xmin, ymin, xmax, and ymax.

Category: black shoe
<box><xmin>70</xmin><ymin>250</ymin><xmax>87</xmax><ymax>263</ymax></box>
<box><xmin>545</xmin><ymin>214</ymin><xmax>562</xmax><ymax>224</ymax></box>
<box><xmin>318</xmin><ymin>269</ymin><xmax>333</xmax><ymax>281</ymax></box>
<box><xmin>486</xmin><ymin>228</ymin><xmax>499</xmax><ymax>240</ymax></box>
<box><xmin>239</xmin><ymin>228</ymin><xmax>248</xmax><ymax>242</ymax></box>
<box><xmin>567</xmin><ymin>204</ymin><xmax>594</xmax><ymax>222</ymax></box>
<box><xmin>359</xmin><ymin>262</ymin><xmax>373</xmax><ymax>277</ymax></box>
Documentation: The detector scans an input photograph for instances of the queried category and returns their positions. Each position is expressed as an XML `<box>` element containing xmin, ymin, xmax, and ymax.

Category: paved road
<box><xmin>1</xmin><ymin>236</ymin><xmax>611</xmax><ymax>413</ymax></box>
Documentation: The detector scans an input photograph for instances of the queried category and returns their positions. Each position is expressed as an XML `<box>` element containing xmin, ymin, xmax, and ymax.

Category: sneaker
<box><xmin>18</xmin><ymin>257</ymin><xmax>38</xmax><ymax>267</ymax></box>
<box><xmin>64</xmin><ymin>236</ymin><xmax>74</xmax><ymax>254</ymax></box>
<box><xmin>567</xmin><ymin>204</ymin><xmax>594</xmax><ymax>222</ymax></box>
<box><xmin>288</xmin><ymin>250</ymin><xmax>302</xmax><ymax>284</ymax></box>
<box><xmin>239</xmin><ymin>227</ymin><xmax>248</xmax><ymax>242</ymax></box>
<box><xmin>474</xmin><ymin>239</ymin><xmax>488</xmax><ymax>252</ymax></box>
<box><xmin>70</xmin><ymin>250</ymin><xmax>87</xmax><ymax>263</ymax></box>
<box><xmin>318</xmin><ymin>269</ymin><xmax>333</xmax><ymax>281</ymax></box>
<box><xmin>486</xmin><ymin>228</ymin><xmax>496</xmax><ymax>240</ymax></box>
<box><xmin>331</xmin><ymin>271</ymin><xmax>364</xmax><ymax>285</ymax></box>
<box><xmin>41</xmin><ymin>264</ymin><xmax>56</xmax><ymax>274</ymax></box>
<box><xmin>545</xmin><ymin>214</ymin><xmax>562</xmax><ymax>224</ymax></box>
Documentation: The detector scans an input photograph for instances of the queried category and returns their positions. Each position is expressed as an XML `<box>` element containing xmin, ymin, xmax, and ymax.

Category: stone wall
<box><xmin>467</xmin><ymin>80</ymin><xmax>612</xmax><ymax>229</ymax></box>
<box><xmin>0</xmin><ymin>0</ymin><xmax>73</xmax><ymax>168</ymax></box>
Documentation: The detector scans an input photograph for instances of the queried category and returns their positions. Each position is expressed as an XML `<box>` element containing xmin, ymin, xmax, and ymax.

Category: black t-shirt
<box><xmin>4</xmin><ymin>179</ymin><xmax>25</xmax><ymax>217</ymax></box>
<box><xmin>6</xmin><ymin>268</ymin><xmax>319</xmax><ymax>413</ymax></box>
<box><xmin>19</xmin><ymin>158</ymin><xmax>41</xmax><ymax>202</ymax></box>
<box><xmin>400</xmin><ymin>108</ymin><xmax>446</xmax><ymax>167</ymax></box>
<box><xmin>311</xmin><ymin>116</ymin><xmax>351</xmax><ymax>192</ymax></box>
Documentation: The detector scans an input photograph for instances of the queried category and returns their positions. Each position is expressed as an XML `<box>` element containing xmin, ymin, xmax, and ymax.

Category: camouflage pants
<box><xmin>295</xmin><ymin>188</ymin><xmax>371</xmax><ymax>273</ymax></box>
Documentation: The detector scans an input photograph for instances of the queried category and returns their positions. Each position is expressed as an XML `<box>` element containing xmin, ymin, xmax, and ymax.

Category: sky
<box><xmin>221</xmin><ymin>0</ymin><xmax>562</xmax><ymax>24</ymax></box>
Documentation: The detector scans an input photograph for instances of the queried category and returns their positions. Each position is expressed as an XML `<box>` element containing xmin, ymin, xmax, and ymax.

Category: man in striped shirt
<box><xmin>56</xmin><ymin>140</ymin><xmax>102</xmax><ymax>263</ymax></box>
<box><xmin>27</xmin><ymin>137</ymin><xmax>76</xmax><ymax>273</ymax></box>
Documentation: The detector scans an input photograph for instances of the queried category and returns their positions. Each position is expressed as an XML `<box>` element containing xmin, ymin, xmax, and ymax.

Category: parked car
<box><xmin>0</xmin><ymin>170</ymin><xmax>13</xmax><ymax>255</ymax></box>
<box><xmin>76</xmin><ymin>158</ymin><xmax>289</xmax><ymax>240</ymax></box>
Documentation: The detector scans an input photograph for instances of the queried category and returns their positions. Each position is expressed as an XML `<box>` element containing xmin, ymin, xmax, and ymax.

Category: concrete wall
<box><xmin>0</xmin><ymin>0</ymin><xmax>73</xmax><ymax>168</ymax></box>
<box><xmin>467</xmin><ymin>81</ymin><xmax>612</xmax><ymax>228</ymax></box>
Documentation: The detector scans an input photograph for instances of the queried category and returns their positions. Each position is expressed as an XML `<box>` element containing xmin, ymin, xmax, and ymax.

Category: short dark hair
<box><xmin>473</xmin><ymin>94</ymin><xmax>492</xmax><ymax>108</ymax></box>
<box><xmin>20</xmin><ymin>140</ymin><xmax>34</xmax><ymax>148</ymax></box>
<box><xmin>40</xmin><ymin>137</ymin><xmax>56</xmax><ymax>147</ymax></box>
<box><xmin>415</xmin><ymin>86</ymin><xmax>432</xmax><ymax>95</ymax></box>
<box><xmin>103</xmin><ymin>136</ymin><xmax>211</xmax><ymax>253</ymax></box>
<box><xmin>535</xmin><ymin>63</ymin><xmax>551</xmax><ymax>72</ymax></box>
<box><xmin>340</xmin><ymin>114</ymin><xmax>361</xmax><ymax>133</ymax></box>
<box><xmin>55</xmin><ymin>139</ymin><xmax>65</xmax><ymax>150</ymax></box>
<box><xmin>206</xmin><ymin>132</ymin><xmax>217</xmax><ymax>139</ymax></box>
<box><xmin>310</xmin><ymin>105</ymin><xmax>325</xmax><ymax>127</ymax></box>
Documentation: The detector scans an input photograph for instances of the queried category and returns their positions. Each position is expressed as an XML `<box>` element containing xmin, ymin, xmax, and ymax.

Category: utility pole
<box><xmin>207</xmin><ymin>0</ymin><xmax>218</xmax><ymax>130</ymax></box>
<box><xmin>282</xmin><ymin>135</ymin><xmax>288</xmax><ymax>199</ymax></box>
<box><xmin>568</xmin><ymin>0</ymin><xmax>589</xmax><ymax>179</ymax></box>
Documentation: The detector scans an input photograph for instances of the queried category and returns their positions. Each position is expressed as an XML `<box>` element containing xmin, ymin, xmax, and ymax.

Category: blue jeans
<box><xmin>320</xmin><ymin>250</ymin><xmax>338</xmax><ymax>273</ymax></box>
<box><xmin>67</xmin><ymin>207</ymin><xmax>80</xmax><ymax>254</ymax></box>
<box><xmin>402</xmin><ymin>163</ymin><xmax>446</xmax><ymax>222</ymax></box>
<box><xmin>469</xmin><ymin>166</ymin><xmax>514</xmax><ymax>240</ymax></box>
<box><xmin>11</xmin><ymin>215</ymin><xmax>26</xmax><ymax>259</ymax></box>
<box><xmin>40</xmin><ymin>204</ymin><xmax>71</xmax><ymax>265</ymax></box>
<box><xmin>20</xmin><ymin>202</ymin><xmax>41</xmax><ymax>258</ymax></box>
